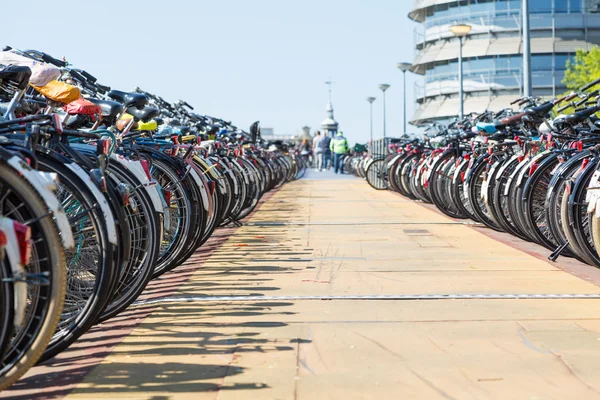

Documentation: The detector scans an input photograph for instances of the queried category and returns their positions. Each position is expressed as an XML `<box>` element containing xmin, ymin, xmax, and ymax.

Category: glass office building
<box><xmin>409</xmin><ymin>0</ymin><xmax>600</xmax><ymax>125</ymax></box>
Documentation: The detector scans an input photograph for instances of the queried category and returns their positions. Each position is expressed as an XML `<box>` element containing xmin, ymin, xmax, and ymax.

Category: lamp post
<box><xmin>367</xmin><ymin>96</ymin><xmax>376</xmax><ymax>155</ymax></box>
<box><xmin>522</xmin><ymin>0</ymin><xmax>532</xmax><ymax>97</ymax></box>
<box><xmin>396</xmin><ymin>62</ymin><xmax>412</xmax><ymax>134</ymax></box>
<box><xmin>449</xmin><ymin>24</ymin><xmax>472</xmax><ymax>119</ymax></box>
<box><xmin>378</xmin><ymin>84</ymin><xmax>390</xmax><ymax>139</ymax></box>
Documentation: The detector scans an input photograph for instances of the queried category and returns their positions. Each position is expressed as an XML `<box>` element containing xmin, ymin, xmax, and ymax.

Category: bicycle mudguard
<box><xmin>110</xmin><ymin>154</ymin><xmax>164</xmax><ymax>216</ymax></box>
<box><xmin>0</xmin><ymin>217</ymin><xmax>28</xmax><ymax>328</ymax></box>
<box><xmin>63</xmin><ymin>162</ymin><xmax>118</xmax><ymax>246</ymax></box>
<box><xmin>188</xmin><ymin>167</ymin><xmax>212</xmax><ymax>215</ymax></box>
<box><xmin>6</xmin><ymin>156</ymin><xmax>75</xmax><ymax>250</ymax></box>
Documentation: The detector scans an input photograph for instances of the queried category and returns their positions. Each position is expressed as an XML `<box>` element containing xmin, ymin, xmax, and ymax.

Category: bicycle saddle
<box><xmin>127</xmin><ymin>106</ymin><xmax>159</xmax><ymax>122</ymax></box>
<box><xmin>107</xmin><ymin>90</ymin><xmax>148</xmax><ymax>109</ymax></box>
<box><xmin>0</xmin><ymin>65</ymin><xmax>32</xmax><ymax>90</ymax></box>
<box><xmin>565</xmin><ymin>106</ymin><xmax>598</xmax><ymax>124</ymax></box>
<box><xmin>524</xmin><ymin>101</ymin><xmax>554</xmax><ymax>117</ymax></box>
<box><xmin>87</xmin><ymin>98</ymin><xmax>124</xmax><ymax>118</ymax></box>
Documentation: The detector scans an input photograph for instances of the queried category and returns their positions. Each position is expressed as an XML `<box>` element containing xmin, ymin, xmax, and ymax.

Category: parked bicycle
<box><xmin>357</xmin><ymin>77</ymin><xmax>600</xmax><ymax>272</ymax></box>
<box><xmin>0</xmin><ymin>46</ymin><xmax>303</xmax><ymax>391</ymax></box>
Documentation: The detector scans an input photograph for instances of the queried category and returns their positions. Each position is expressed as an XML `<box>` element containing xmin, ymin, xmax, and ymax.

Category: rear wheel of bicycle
<box><xmin>430</xmin><ymin>153</ymin><xmax>466</xmax><ymax>219</ymax></box>
<box><xmin>150</xmin><ymin>158</ymin><xmax>198</xmax><ymax>278</ymax></box>
<box><xmin>523</xmin><ymin>156</ymin><xmax>561</xmax><ymax>250</ymax></box>
<box><xmin>561</xmin><ymin>159</ymin><xmax>600</xmax><ymax>267</ymax></box>
<box><xmin>35</xmin><ymin>156</ymin><xmax>116</xmax><ymax>361</ymax></box>
<box><xmin>0</xmin><ymin>163</ymin><xmax>67</xmax><ymax>392</ymax></box>
<box><xmin>99</xmin><ymin>161</ymin><xmax>160</xmax><ymax>321</ymax></box>
<box><xmin>466</xmin><ymin>158</ymin><xmax>503</xmax><ymax>231</ymax></box>
<box><xmin>366</xmin><ymin>159</ymin><xmax>387</xmax><ymax>190</ymax></box>
<box><xmin>450</xmin><ymin>159</ymin><xmax>479</xmax><ymax>222</ymax></box>
<box><xmin>491</xmin><ymin>156</ymin><xmax>528</xmax><ymax>239</ymax></box>
<box><xmin>0</xmin><ymin>258</ymin><xmax>14</xmax><ymax>363</ymax></box>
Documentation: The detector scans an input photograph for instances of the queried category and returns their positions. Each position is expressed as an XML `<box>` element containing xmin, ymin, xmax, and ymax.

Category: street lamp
<box><xmin>522</xmin><ymin>0</ymin><xmax>532</xmax><ymax>96</ymax></box>
<box><xmin>367</xmin><ymin>96</ymin><xmax>376</xmax><ymax>154</ymax></box>
<box><xmin>449</xmin><ymin>23</ymin><xmax>472</xmax><ymax>119</ymax></box>
<box><xmin>378</xmin><ymin>84</ymin><xmax>390</xmax><ymax>139</ymax></box>
<box><xmin>396</xmin><ymin>62</ymin><xmax>412</xmax><ymax>134</ymax></box>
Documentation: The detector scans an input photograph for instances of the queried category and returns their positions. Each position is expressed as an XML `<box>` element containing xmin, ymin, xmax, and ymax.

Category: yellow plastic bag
<box><xmin>32</xmin><ymin>80</ymin><xmax>80</xmax><ymax>104</ymax></box>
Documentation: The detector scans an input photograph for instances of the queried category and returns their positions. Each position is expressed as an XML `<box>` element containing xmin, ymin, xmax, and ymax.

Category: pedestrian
<box><xmin>320</xmin><ymin>133</ymin><xmax>332</xmax><ymax>171</ymax></box>
<box><xmin>300</xmin><ymin>137</ymin><xmax>310</xmax><ymax>163</ymax></box>
<box><xmin>330</xmin><ymin>131</ymin><xmax>350</xmax><ymax>174</ymax></box>
<box><xmin>313</xmin><ymin>131</ymin><xmax>323</xmax><ymax>171</ymax></box>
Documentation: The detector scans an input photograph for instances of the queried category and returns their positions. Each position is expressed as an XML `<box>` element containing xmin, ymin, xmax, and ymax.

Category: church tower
<box><xmin>321</xmin><ymin>80</ymin><xmax>338</xmax><ymax>138</ymax></box>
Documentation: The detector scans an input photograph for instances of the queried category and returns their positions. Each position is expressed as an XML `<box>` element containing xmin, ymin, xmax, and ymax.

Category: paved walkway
<box><xmin>6</xmin><ymin>172</ymin><xmax>600</xmax><ymax>399</ymax></box>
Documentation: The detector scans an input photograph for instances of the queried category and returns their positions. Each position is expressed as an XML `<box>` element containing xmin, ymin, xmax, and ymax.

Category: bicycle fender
<box><xmin>6</xmin><ymin>156</ymin><xmax>75</xmax><ymax>250</ymax></box>
<box><xmin>0</xmin><ymin>217</ymin><xmax>28</xmax><ymax>328</ymax></box>
<box><xmin>64</xmin><ymin>163</ymin><xmax>118</xmax><ymax>246</ymax></box>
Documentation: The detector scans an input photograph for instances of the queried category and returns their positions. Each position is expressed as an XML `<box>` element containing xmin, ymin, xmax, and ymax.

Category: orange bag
<box><xmin>32</xmin><ymin>80</ymin><xmax>80</xmax><ymax>104</ymax></box>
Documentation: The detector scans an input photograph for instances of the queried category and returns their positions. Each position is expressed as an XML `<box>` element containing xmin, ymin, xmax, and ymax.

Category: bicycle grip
<box><xmin>581</xmin><ymin>78</ymin><xmax>600</xmax><ymax>92</ymax></box>
<box><xmin>41</xmin><ymin>52</ymin><xmax>66</xmax><ymax>67</ymax></box>
<box><xmin>80</xmin><ymin>70</ymin><xmax>97</xmax><ymax>83</ymax></box>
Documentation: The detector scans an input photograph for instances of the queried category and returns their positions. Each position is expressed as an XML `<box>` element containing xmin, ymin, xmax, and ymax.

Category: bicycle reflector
<box><xmin>139</xmin><ymin>159</ymin><xmax>152</xmax><ymax>181</ymax></box>
<box><xmin>529</xmin><ymin>162</ymin><xmax>539</xmax><ymax>176</ymax></box>
<box><xmin>162</xmin><ymin>189</ymin><xmax>172</xmax><ymax>205</ymax></box>
<box><xmin>116</xmin><ymin>183</ymin><xmax>131</xmax><ymax>206</ymax></box>
<box><xmin>566</xmin><ymin>180</ymin><xmax>573</xmax><ymax>195</ymax></box>
<box><xmin>13</xmin><ymin>221</ymin><xmax>32</xmax><ymax>266</ymax></box>
<box><xmin>89</xmin><ymin>168</ymin><xmax>107</xmax><ymax>192</ymax></box>
<box><xmin>96</xmin><ymin>138</ymin><xmax>112</xmax><ymax>155</ymax></box>
<box><xmin>52</xmin><ymin>113</ymin><xmax>63</xmax><ymax>135</ymax></box>
<box><xmin>580</xmin><ymin>158</ymin><xmax>590</xmax><ymax>172</ymax></box>
<box><xmin>0</xmin><ymin>229</ymin><xmax>6</xmax><ymax>261</ymax></box>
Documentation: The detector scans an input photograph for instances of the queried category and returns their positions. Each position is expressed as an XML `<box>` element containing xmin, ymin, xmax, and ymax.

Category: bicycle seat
<box><xmin>174</xmin><ymin>125</ymin><xmax>190</xmax><ymax>134</ymax></box>
<box><xmin>501</xmin><ymin>112</ymin><xmax>525</xmax><ymax>126</ymax></box>
<box><xmin>565</xmin><ymin>106</ymin><xmax>598</xmax><ymax>124</ymax></box>
<box><xmin>127</xmin><ymin>106</ymin><xmax>159</xmax><ymax>122</ymax></box>
<box><xmin>87</xmin><ymin>98</ymin><xmax>124</xmax><ymax>118</ymax></box>
<box><xmin>0</xmin><ymin>65</ymin><xmax>32</xmax><ymax>90</ymax></box>
<box><xmin>524</xmin><ymin>101</ymin><xmax>554</xmax><ymax>117</ymax></box>
<box><xmin>107</xmin><ymin>89</ymin><xmax>148</xmax><ymax>108</ymax></box>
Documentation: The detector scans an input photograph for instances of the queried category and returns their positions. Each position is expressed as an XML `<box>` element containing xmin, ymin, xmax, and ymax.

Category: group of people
<box><xmin>300</xmin><ymin>131</ymin><xmax>350</xmax><ymax>174</ymax></box>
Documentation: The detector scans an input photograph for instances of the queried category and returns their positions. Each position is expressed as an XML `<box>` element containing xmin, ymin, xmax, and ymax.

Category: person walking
<box><xmin>300</xmin><ymin>137</ymin><xmax>310</xmax><ymax>164</ymax></box>
<box><xmin>330</xmin><ymin>131</ymin><xmax>350</xmax><ymax>174</ymax></box>
<box><xmin>312</xmin><ymin>131</ymin><xmax>323</xmax><ymax>171</ymax></box>
<box><xmin>320</xmin><ymin>133</ymin><xmax>332</xmax><ymax>171</ymax></box>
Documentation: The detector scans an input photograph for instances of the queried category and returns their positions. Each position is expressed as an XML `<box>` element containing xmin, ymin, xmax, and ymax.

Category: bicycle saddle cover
<box><xmin>476</xmin><ymin>122</ymin><xmax>497</xmax><ymax>134</ymax></box>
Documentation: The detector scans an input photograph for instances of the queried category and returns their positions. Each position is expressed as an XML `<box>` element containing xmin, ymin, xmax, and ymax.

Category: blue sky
<box><xmin>2</xmin><ymin>0</ymin><xmax>419</xmax><ymax>145</ymax></box>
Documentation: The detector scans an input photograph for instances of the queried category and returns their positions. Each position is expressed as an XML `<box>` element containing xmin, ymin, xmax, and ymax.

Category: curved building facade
<box><xmin>409</xmin><ymin>0</ymin><xmax>600</xmax><ymax>125</ymax></box>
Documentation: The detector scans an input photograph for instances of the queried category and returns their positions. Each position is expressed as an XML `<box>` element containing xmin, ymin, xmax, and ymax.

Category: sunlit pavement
<box><xmin>6</xmin><ymin>176</ymin><xmax>600</xmax><ymax>399</ymax></box>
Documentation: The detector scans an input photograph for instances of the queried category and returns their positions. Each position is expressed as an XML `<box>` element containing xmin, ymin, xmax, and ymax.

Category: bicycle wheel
<box><xmin>35</xmin><ymin>155</ymin><xmax>116</xmax><ymax>361</ymax></box>
<box><xmin>0</xmin><ymin>163</ymin><xmax>66</xmax><ymax>391</ymax></box>
<box><xmin>366</xmin><ymin>159</ymin><xmax>387</xmax><ymax>190</ymax></box>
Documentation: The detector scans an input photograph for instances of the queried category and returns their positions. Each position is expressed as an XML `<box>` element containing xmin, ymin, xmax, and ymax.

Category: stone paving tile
<box><xmin>5</xmin><ymin>176</ymin><xmax>600</xmax><ymax>400</ymax></box>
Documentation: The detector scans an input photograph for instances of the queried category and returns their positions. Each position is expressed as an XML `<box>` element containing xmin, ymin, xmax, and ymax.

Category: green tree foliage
<box><xmin>556</xmin><ymin>47</ymin><xmax>600</xmax><ymax>115</ymax></box>
<box><xmin>563</xmin><ymin>47</ymin><xmax>600</xmax><ymax>90</ymax></box>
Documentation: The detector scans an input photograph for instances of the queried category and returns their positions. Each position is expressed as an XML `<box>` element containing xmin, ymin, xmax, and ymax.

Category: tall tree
<box><xmin>563</xmin><ymin>47</ymin><xmax>600</xmax><ymax>90</ymax></box>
